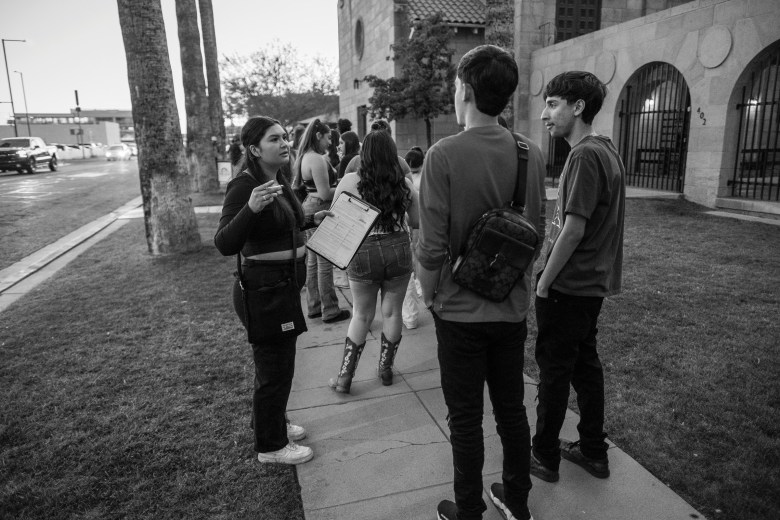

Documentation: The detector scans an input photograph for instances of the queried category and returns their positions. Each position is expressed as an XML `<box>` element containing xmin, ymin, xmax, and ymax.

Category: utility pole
<box><xmin>14</xmin><ymin>71</ymin><xmax>30</xmax><ymax>136</ymax></box>
<box><xmin>75</xmin><ymin>89</ymin><xmax>84</xmax><ymax>159</ymax></box>
<box><xmin>2</xmin><ymin>38</ymin><xmax>25</xmax><ymax>137</ymax></box>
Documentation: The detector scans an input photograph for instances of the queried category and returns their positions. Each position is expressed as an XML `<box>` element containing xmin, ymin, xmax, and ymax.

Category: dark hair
<box><xmin>229</xmin><ymin>142</ymin><xmax>243</xmax><ymax>166</ymax></box>
<box><xmin>337</xmin><ymin>118</ymin><xmax>352</xmax><ymax>133</ymax></box>
<box><xmin>457</xmin><ymin>45</ymin><xmax>518</xmax><ymax>117</ymax></box>
<box><xmin>291</xmin><ymin>124</ymin><xmax>305</xmax><ymax>150</ymax></box>
<box><xmin>543</xmin><ymin>71</ymin><xmax>607</xmax><ymax>125</ymax></box>
<box><xmin>497</xmin><ymin>115</ymin><xmax>509</xmax><ymax>129</ymax></box>
<box><xmin>404</xmin><ymin>146</ymin><xmax>424</xmax><ymax>170</ymax></box>
<box><xmin>241</xmin><ymin>116</ymin><xmax>304</xmax><ymax>227</ymax></box>
<box><xmin>327</xmin><ymin>128</ymin><xmax>340</xmax><ymax>168</ymax></box>
<box><xmin>340</xmin><ymin>131</ymin><xmax>360</xmax><ymax>156</ymax></box>
<box><xmin>358</xmin><ymin>131</ymin><xmax>411</xmax><ymax>232</ymax></box>
<box><xmin>369</xmin><ymin>119</ymin><xmax>391</xmax><ymax>136</ymax></box>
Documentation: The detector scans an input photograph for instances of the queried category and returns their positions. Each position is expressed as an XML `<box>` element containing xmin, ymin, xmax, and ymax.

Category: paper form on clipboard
<box><xmin>305</xmin><ymin>191</ymin><xmax>380</xmax><ymax>270</ymax></box>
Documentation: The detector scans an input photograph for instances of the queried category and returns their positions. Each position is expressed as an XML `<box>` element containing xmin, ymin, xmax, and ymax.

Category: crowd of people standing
<box><xmin>215</xmin><ymin>43</ymin><xmax>625</xmax><ymax>520</ymax></box>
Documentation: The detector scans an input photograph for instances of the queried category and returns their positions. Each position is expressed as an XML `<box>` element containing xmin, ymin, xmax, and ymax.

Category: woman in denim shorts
<box><xmin>327</xmin><ymin>130</ymin><xmax>420</xmax><ymax>394</ymax></box>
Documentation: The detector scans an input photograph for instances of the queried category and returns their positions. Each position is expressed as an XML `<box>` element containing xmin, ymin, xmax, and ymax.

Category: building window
<box><xmin>355</xmin><ymin>18</ymin><xmax>364</xmax><ymax>60</ymax></box>
<box><xmin>555</xmin><ymin>0</ymin><xmax>600</xmax><ymax>43</ymax></box>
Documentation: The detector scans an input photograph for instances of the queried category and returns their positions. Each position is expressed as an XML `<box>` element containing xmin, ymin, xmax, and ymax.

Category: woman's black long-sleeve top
<box><xmin>214</xmin><ymin>172</ymin><xmax>313</xmax><ymax>257</ymax></box>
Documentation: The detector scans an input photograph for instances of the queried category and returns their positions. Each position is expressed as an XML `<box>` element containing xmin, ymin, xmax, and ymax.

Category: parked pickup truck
<box><xmin>0</xmin><ymin>137</ymin><xmax>58</xmax><ymax>174</ymax></box>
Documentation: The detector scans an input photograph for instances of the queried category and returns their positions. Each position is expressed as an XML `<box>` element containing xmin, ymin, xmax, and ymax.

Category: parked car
<box><xmin>125</xmin><ymin>142</ymin><xmax>138</xmax><ymax>156</ymax></box>
<box><xmin>106</xmin><ymin>143</ymin><xmax>132</xmax><ymax>161</ymax></box>
<box><xmin>0</xmin><ymin>137</ymin><xmax>58</xmax><ymax>174</ymax></box>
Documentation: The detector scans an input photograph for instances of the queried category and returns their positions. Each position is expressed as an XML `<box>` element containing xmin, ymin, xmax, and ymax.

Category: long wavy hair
<box><xmin>357</xmin><ymin>131</ymin><xmax>411</xmax><ymax>232</ymax></box>
<box><xmin>241</xmin><ymin>116</ymin><xmax>304</xmax><ymax>228</ymax></box>
<box><xmin>292</xmin><ymin>118</ymin><xmax>331</xmax><ymax>190</ymax></box>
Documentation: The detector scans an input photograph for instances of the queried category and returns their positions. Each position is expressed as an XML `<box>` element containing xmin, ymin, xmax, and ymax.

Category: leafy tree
<box><xmin>117</xmin><ymin>0</ymin><xmax>201</xmax><ymax>254</ymax></box>
<box><xmin>220</xmin><ymin>43</ymin><xmax>339</xmax><ymax>127</ymax></box>
<box><xmin>485</xmin><ymin>0</ymin><xmax>515</xmax><ymax>129</ymax></box>
<box><xmin>364</xmin><ymin>12</ymin><xmax>455</xmax><ymax>148</ymax></box>
<box><xmin>176</xmin><ymin>0</ymin><xmax>218</xmax><ymax>193</ymax></box>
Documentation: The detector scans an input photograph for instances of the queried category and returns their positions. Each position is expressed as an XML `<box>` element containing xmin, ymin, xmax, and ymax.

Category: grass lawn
<box><xmin>0</xmin><ymin>214</ymin><xmax>304</xmax><ymax>519</ymax></box>
<box><xmin>0</xmin><ymin>198</ymin><xmax>778</xmax><ymax>519</ymax></box>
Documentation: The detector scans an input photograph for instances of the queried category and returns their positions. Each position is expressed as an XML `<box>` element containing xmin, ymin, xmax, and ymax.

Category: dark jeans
<box><xmin>232</xmin><ymin>257</ymin><xmax>305</xmax><ymax>453</ymax></box>
<box><xmin>532</xmin><ymin>289</ymin><xmax>608</xmax><ymax>469</ymax></box>
<box><xmin>434</xmin><ymin>314</ymin><xmax>532</xmax><ymax>520</ymax></box>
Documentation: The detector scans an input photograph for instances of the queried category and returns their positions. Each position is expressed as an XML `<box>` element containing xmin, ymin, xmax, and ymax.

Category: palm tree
<box><xmin>198</xmin><ymin>0</ymin><xmax>226</xmax><ymax>157</ymax></box>
<box><xmin>175</xmin><ymin>0</ymin><xmax>219</xmax><ymax>192</ymax></box>
<box><xmin>117</xmin><ymin>0</ymin><xmax>201</xmax><ymax>254</ymax></box>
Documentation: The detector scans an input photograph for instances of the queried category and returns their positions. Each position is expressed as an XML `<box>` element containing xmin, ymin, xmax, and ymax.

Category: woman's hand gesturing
<box><xmin>248</xmin><ymin>180</ymin><xmax>283</xmax><ymax>213</ymax></box>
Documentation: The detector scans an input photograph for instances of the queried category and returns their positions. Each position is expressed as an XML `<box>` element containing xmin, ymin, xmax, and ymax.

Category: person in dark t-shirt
<box><xmin>530</xmin><ymin>71</ymin><xmax>626</xmax><ymax>484</ymax></box>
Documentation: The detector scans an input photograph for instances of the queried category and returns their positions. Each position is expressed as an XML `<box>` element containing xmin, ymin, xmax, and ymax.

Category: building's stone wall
<box><xmin>522</xmin><ymin>0</ymin><xmax>780</xmax><ymax>208</ymax></box>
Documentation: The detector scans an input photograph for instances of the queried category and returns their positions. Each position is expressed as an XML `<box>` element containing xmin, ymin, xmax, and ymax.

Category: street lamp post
<box><xmin>13</xmin><ymin>70</ymin><xmax>31</xmax><ymax>136</ymax></box>
<box><xmin>1</xmin><ymin>39</ymin><xmax>26</xmax><ymax>137</ymax></box>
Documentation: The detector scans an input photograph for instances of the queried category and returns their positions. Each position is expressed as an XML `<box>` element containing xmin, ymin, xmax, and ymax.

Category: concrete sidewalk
<box><xmin>288</xmin><ymin>285</ymin><xmax>705</xmax><ymax>520</ymax></box>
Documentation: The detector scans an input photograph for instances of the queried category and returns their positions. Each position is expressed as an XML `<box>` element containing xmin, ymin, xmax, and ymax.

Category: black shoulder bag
<box><xmin>234</xmin><ymin>227</ymin><xmax>307</xmax><ymax>343</ymax></box>
<box><xmin>451</xmin><ymin>135</ymin><xmax>540</xmax><ymax>302</ymax></box>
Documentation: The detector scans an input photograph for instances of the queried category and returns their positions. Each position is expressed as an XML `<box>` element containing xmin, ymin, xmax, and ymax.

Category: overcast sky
<box><xmin>0</xmin><ymin>0</ymin><xmax>339</xmax><ymax>126</ymax></box>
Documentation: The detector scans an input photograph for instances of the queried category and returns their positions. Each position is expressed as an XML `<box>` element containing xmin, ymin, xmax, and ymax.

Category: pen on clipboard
<box><xmin>348</xmin><ymin>196</ymin><xmax>370</xmax><ymax>211</ymax></box>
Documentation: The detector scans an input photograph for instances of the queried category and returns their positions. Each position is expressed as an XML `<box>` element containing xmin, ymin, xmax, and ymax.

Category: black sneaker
<box><xmin>560</xmin><ymin>438</ymin><xmax>610</xmax><ymax>479</ymax></box>
<box><xmin>529</xmin><ymin>450</ymin><xmax>559</xmax><ymax>482</ymax></box>
<box><xmin>489</xmin><ymin>483</ymin><xmax>534</xmax><ymax>520</ymax></box>
<box><xmin>436</xmin><ymin>499</ymin><xmax>458</xmax><ymax>520</ymax></box>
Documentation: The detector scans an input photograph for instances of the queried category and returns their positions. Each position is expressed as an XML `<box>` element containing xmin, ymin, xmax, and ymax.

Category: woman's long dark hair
<box><xmin>241</xmin><ymin>116</ymin><xmax>304</xmax><ymax>228</ymax></box>
<box><xmin>357</xmin><ymin>131</ymin><xmax>411</xmax><ymax>232</ymax></box>
<box><xmin>340</xmin><ymin>131</ymin><xmax>360</xmax><ymax>156</ymax></box>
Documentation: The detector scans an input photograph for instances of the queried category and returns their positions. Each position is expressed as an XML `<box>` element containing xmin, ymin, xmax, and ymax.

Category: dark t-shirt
<box><xmin>543</xmin><ymin>135</ymin><xmax>625</xmax><ymax>297</ymax></box>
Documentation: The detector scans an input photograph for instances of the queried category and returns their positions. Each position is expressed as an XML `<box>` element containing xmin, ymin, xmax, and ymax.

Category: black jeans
<box><xmin>232</xmin><ymin>257</ymin><xmax>306</xmax><ymax>453</ymax></box>
<box><xmin>532</xmin><ymin>289</ymin><xmax>607</xmax><ymax>469</ymax></box>
<box><xmin>434</xmin><ymin>313</ymin><xmax>532</xmax><ymax>520</ymax></box>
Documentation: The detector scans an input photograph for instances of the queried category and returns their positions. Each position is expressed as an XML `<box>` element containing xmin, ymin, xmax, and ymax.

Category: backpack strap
<box><xmin>510</xmin><ymin>134</ymin><xmax>530</xmax><ymax>213</ymax></box>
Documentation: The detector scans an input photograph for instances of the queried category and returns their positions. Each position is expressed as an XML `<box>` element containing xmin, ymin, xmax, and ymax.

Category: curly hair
<box><xmin>357</xmin><ymin>131</ymin><xmax>411</xmax><ymax>232</ymax></box>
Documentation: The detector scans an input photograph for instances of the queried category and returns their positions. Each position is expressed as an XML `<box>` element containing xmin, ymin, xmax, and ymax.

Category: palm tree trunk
<box><xmin>175</xmin><ymin>0</ymin><xmax>219</xmax><ymax>192</ymax></box>
<box><xmin>117</xmin><ymin>0</ymin><xmax>201</xmax><ymax>255</ymax></box>
<box><xmin>198</xmin><ymin>0</ymin><xmax>226</xmax><ymax>159</ymax></box>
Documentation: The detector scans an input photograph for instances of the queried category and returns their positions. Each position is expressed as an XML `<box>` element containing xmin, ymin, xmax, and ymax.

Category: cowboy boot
<box><xmin>378</xmin><ymin>333</ymin><xmax>401</xmax><ymax>386</ymax></box>
<box><xmin>328</xmin><ymin>337</ymin><xmax>365</xmax><ymax>394</ymax></box>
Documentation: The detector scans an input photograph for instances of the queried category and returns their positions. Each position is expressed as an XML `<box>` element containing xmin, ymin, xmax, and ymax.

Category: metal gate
<box><xmin>546</xmin><ymin>136</ymin><xmax>570</xmax><ymax>186</ymax></box>
<box><xmin>617</xmin><ymin>62</ymin><xmax>690</xmax><ymax>192</ymax></box>
<box><xmin>731</xmin><ymin>45</ymin><xmax>780</xmax><ymax>202</ymax></box>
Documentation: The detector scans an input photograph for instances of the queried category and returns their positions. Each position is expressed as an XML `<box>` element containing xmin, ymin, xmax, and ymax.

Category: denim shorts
<box><xmin>347</xmin><ymin>231</ymin><xmax>412</xmax><ymax>284</ymax></box>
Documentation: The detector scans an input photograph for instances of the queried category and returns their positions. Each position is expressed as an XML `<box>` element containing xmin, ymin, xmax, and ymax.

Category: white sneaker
<box><xmin>257</xmin><ymin>442</ymin><xmax>313</xmax><ymax>465</ymax></box>
<box><xmin>287</xmin><ymin>422</ymin><xmax>306</xmax><ymax>441</ymax></box>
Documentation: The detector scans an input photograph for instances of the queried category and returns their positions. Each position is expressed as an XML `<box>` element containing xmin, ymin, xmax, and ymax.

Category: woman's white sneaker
<box><xmin>287</xmin><ymin>423</ymin><xmax>306</xmax><ymax>441</ymax></box>
<box><xmin>257</xmin><ymin>442</ymin><xmax>313</xmax><ymax>465</ymax></box>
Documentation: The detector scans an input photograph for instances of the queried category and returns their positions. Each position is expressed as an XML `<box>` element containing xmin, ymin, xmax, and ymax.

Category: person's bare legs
<box><xmin>380</xmin><ymin>274</ymin><xmax>411</xmax><ymax>342</ymax></box>
<box><xmin>346</xmin><ymin>279</ymin><xmax>379</xmax><ymax>345</ymax></box>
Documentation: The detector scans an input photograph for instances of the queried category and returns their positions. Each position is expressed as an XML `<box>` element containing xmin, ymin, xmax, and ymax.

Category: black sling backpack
<box><xmin>451</xmin><ymin>135</ymin><xmax>540</xmax><ymax>302</ymax></box>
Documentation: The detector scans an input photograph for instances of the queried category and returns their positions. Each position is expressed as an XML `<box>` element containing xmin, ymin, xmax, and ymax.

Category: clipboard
<box><xmin>305</xmin><ymin>191</ymin><xmax>380</xmax><ymax>270</ymax></box>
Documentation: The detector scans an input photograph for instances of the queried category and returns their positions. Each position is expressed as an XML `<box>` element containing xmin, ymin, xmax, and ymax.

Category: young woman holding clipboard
<box><xmin>327</xmin><ymin>130</ymin><xmax>420</xmax><ymax>394</ymax></box>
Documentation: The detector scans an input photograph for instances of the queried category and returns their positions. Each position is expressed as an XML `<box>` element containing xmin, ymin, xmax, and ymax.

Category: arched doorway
<box><xmin>617</xmin><ymin>62</ymin><xmax>691</xmax><ymax>192</ymax></box>
<box><xmin>729</xmin><ymin>42</ymin><xmax>780</xmax><ymax>202</ymax></box>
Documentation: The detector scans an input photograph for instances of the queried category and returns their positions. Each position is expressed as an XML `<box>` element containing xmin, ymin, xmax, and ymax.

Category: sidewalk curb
<box><xmin>0</xmin><ymin>196</ymin><xmax>142</xmax><ymax>295</ymax></box>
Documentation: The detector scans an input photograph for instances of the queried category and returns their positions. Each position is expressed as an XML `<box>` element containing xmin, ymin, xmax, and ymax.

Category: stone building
<box><xmin>338</xmin><ymin>0</ymin><xmax>780</xmax><ymax>213</ymax></box>
<box><xmin>337</xmin><ymin>0</ymin><xmax>486</xmax><ymax>154</ymax></box>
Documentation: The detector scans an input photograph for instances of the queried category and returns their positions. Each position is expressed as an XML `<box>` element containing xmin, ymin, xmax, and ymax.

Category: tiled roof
<box><xmin>405</xmin><ymin>0</ymin><xmax>486</xmax><ymax>26</ymax></box>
